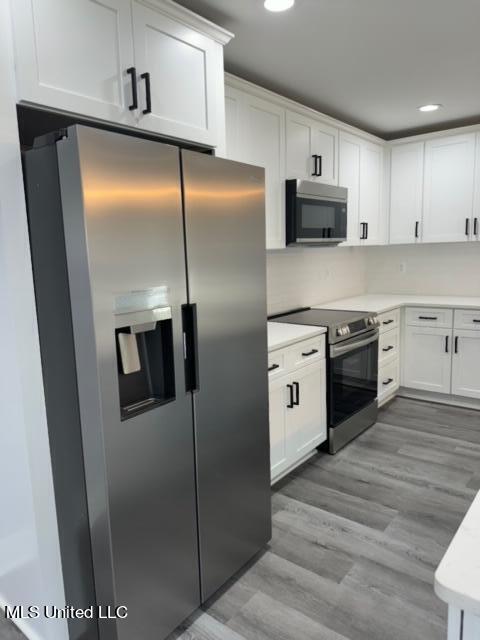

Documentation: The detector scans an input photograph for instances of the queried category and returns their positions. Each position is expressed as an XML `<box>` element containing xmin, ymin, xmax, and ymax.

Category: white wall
<box><xmin>0</xmin><ymin>1</ymin><xmax>67</xmax><ymax>638</ymax></box>
<box><xmin>267</xmin><ymin>246</ymin><xmax>367</xmax><ymax>315</ymax></box>
<box><xmin>366</xmin><ymin>243</ymin><xmax>480</xmax><ymax>296</ymax></box>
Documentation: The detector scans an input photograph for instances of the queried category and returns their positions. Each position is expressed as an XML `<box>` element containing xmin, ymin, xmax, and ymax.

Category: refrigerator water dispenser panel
<box><xmin>115</xmin><ymin>305</ymin><xmax>175</xmax><ymax>420</ymax></box>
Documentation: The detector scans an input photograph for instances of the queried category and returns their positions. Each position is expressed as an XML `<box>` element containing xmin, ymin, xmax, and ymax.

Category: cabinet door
<box><xmin>11</xmin><ymin>0</ymin><xmax>135</xmax><ymax>124</ymax></box>
<box><xmin>423</xmin><ymin>134</ymin><xmax>476</xmax><ymax>243</ymax></box>
<box><xmin>451</xmin><ymin>330</ymin><xmax>480</xmax><ymax>399</ymax></box>
<box><xmin>132</xmin><ymin>0</ymin><xmax>222</xmax><ymax>145</ymax></box>
<box><xmin>403</xmin><ymin>326</ymin><xmax>452</xmax><ymax>393</ymax></box>
<box><xmin>286</xmin><ymin>111</ymin><xmax>337</xmax><ymax>185</ymax></box>
<box><xmin>243</xmin><ymin>95</ymin><xmax>286</xmax><ymax>249</ymax></box>
<box><xmin>286</xmin><ymin>111</ymin><xmax>316</xmax><ymax>179</ymax></box>
<box><xmin>311</xmin><ymin>121</ymin><xmax>338</xmax><ymax>186</ymax></box>
<box><xmin>338</xmin><ymin>132</ymin><xmax>361</xmax><ymax>245</ymax></box>
<box><xmin>359</xmin><ymin>141</ymin><xmax>384</xmax><ymax>245</ymax></box>
<box><xmin>268</xmin><ymin>377</ymin><xmax>290</xmax><ymax>481</ymax></box>
<box><xmin>287</xmin><ymin>361</ymin><xmax>327</xmax><ymax>459</ymax></box>
<box><xmin>224</xmin><ymin>85</ymin><xmax>245</xmax><ymax>162</ymax></box>
<box><xmin>472</xmin><ymin>132</ymin><xmax>480</xmax><ymax>242</ymax></box>
<box><xmin>390</xmin><ymin>142</ymin><xmax>425</xmax><ymax>244</ymax></box>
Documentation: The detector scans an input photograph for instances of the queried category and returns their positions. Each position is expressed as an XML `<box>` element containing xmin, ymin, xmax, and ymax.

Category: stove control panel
<box><xmin>336</xmin><ymin>325</ymin><xmax>351</xmax><ymax>337</ymax></box>
<box><xmin>366</xmin><ymin>316</ymin><xmax>379</xmax><ymax>327</ymax></box>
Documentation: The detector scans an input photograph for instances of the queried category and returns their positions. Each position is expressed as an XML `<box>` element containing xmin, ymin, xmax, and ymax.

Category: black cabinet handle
<box><xmin>473</xmin><ymin>319</ymin><xmax>480</xmax><ymax>323</ymax></box>
<box><xmin>474</xmin><ymin>218</ymin><xmax>479</xmax><ymax>236</ymax></box>
<box><xmin>127</xmin><ymin>67</ymin><xmax>138</xmax><ymax>111</ymax></box>
<box><xmin>445</xmin><ymin>335</ymin><xmax>449</xmax><ymax>353</ymax></box>
<box><xmin>365</xmin><ymin>222</ymin><xmax>369</xmax><ymax>240</ymax></box>
<box><xmin>466</xmin><ymin>218</ymin><xmax>470</xmax><ymax>236</ymax></box>
<box><xmin>382</xmin><ymin>378</ymin><xmax>393</xmax><ymax>386</ymax></box>
<box><xmin>360</xmin><ymin>222</ymin><xmax>366</xmax><ymax>240</ymax></box>
<box><xmin>268</xmin><ymin>363</ymin><xmax>280</xmax><ymax>372</ymax></box>
<box><xmin>302</xmin><ymin>348</ymin><xmax>319</xmax><ymax>357</ymax></box>
<box><xmin>382</xmin><ymin>345</ymin><xmax>394</xmax><ymax>352</ymax></box>
<box><xmin>419</xmin><ymin>316</ymin><xmax>438</xmax><ymax>320</ymax></box>
<box><xmin>182</xmin><ymin>303</ymin><xmax>200</xmax><ymax>392</ymax></box>
<box><xmin>293</xmin><ymin>381</ymin><xmax>300</xmax><ymax>406</ymax></box>
<box><xmin>141</xmin><ymin>72</ymin><xmax>152</xmax><ymax>114</ymax></box>
<box><xmin>317</xmin><ymin>155</ymin><xmax>322</xmax><ymax>177</ymax></box>
<box><xmin>415</xmin><ymin>221</ymin><xmax>419</xmax><ymax>239</ymax></box>
<box><xmin>454</xmin><ymin>336</ymin><xmax>459</xmax><ymax>354</ymax></box>
<box><xmin>383</xmin><ymin>319</ymin><xmax>394</xmax><ymax>325</ymax></box>
<box><xmin>286</xmin><ymin>384</ymin><xmax>294</xmax><ymax>409</ymax></box>
<box><xmin>311</xmin><ymin>155</ymin><xmax>318</xmax><ymax>176</ymax></box>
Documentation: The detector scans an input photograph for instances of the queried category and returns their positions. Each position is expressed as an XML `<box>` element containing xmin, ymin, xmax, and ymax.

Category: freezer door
<box><xmin>57</xmin><ymin>126</ymin><xmax>200</xmax><ymax>640</ymax></box>
<box><xmin>181</xmin><ymin>151</ymin><xmax>271</xmax><ymax>601</ymax></box>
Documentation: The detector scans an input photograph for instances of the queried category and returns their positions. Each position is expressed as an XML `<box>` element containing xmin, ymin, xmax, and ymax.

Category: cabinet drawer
<box><xmin>378</xmin><ymin>358</ymin><xmax>400</xmax><ymax>402</ymax></box>
<box><xmin>286</xmin><ymin>335</ymin><xmax>325</xmax><ymax>370</ymax></box>
<box><xmin>405</xmin><ymin>307</ymin><xmax>453</xmax><ymax>328</ymax></box>
<box><xmin>454</xmin><ymin>308</ymin><xmax>480</xmax><ymax>330</ymax></box>
<box><xmin>378</xmin><ymin>308</ymin><xmax>400</xmax><ymax>333</ymax></box>
<box><xmin>379</xmin><ymin>328</ymin><xmax>399</xmax><ymax>365</ymax></box>
<box><xmin>268</xmin><ymin>348</ymin><xmax>287</xmax><ymax>379</ymax></box>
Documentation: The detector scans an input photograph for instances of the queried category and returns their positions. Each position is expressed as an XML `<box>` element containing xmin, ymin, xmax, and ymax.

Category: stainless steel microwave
<box><xmin>286</xmin><ymin>180</ymin><xmax>348</xmax><ymax>246</ymax></box>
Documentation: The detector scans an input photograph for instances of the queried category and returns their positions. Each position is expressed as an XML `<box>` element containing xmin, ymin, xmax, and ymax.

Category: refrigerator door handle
<box><xmin>182</xmin><ymin>303</ymin><xmax>200</xmax><ymax>393</ymax></box>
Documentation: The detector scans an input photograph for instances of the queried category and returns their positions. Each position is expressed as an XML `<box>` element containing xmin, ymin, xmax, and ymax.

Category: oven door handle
<box><xmin>330</xmin><ymin>331</ymin><xmax>378</xmax><ymax>358</ymax></box>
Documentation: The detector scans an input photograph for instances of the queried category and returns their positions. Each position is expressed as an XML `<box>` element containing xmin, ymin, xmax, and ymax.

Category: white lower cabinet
<box><xmin>268</xmin><ymin>336</ymin><xmax>327</xmax><ymax>483</ymax></box>
<box><xmin>451</xmin><ymin>330</ymin><xmax>480</xmax><ymax>399</ymax></box>
<box><xmin>378</xmin><ymin>358</ymin><xmax>400</xmax><ymax>405</ymax></box>
<box><xmin>403</xmin><ymin>325</ymin><xmax>452</xmax><ymax>394</ymax></box>
<box><xmin>377</xmin><ymin>308</ymin><xmax>400</xmax><ymax>406</ymax></box>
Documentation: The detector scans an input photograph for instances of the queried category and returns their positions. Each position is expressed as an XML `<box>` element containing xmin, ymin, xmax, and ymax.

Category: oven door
<box><xmin>329</xmin><ymin>330</ymin><xmax>378</xmax><ymax>427</ymax></box>
<box><xmin>296</xmin><ymin>195</ymin><xmax>347</xmax><ymax>243</ymax></box>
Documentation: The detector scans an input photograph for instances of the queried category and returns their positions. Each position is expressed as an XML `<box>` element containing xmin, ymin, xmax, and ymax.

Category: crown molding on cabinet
<box><xmin>138</xmin><ymin>0</ymin><xmax>234</xmax><ymax>45</ymax></box>
<box><xmin>225</xmin><ymin>73</ymin><xmax>386</xmax><ymax>147</ymax></box>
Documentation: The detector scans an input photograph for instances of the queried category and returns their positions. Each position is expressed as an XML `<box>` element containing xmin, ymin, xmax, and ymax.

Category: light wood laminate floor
<box><xmin>2</xmin><ymin>398</ymin><xmax>478</xmax><ymax>640</ymax></box>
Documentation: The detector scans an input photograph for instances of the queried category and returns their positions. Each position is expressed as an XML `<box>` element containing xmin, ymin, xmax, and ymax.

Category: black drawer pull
<box><xmin>293</xmin><ymin>381</ymin><xmax>300</xmax><ymax>406</ymax></box>
<box><xmin>466</xmin><ymin>217</ymin><xmax>470</xmax><ymax>236</ymax></box>
<box><xmin>419</xmin><ymin>316</ymin><xmax>438</xmax><ymax>320</ymax></box>
<box><xmin>383</xmin><ymin>319</ymin><xmax>394</xmax><ymax>325</ymax></box>
<box><xmin>302</xmin><ymin>348</ymin><xmax>319</xmax><ymax>357</ymax></box>
<box><xmin>286</xmin><ymin>384</ymin><xmax>294</xmax><ymax>409</ymax></box>
<box><xmin>454</xmin><ymin>336</ymin><xmax>459</xmax><ymax>354</ymax></box>
<box><xmin>126</xmin><ymin>67</ymin><xmax>138</xmax><ymax>110</ymax></box>
<box><xmin>382</xmin><ymin>378</ymin><xmax>394</xmax><ymax>386</ymax></box>
<box><xmin>445</xmin><ymin>335</ymin><xmax>449</xmax><ymax>353</ymax></box>
<box><xmin>382</xmin><ymin>346</ymin><xmax>394</xmax><ymax>352</ymax></box>
<box><xmin>268</xmin><ymin>363</ymin><xmax>280</xmax><ymax>372</ymax></box>
<box><xmin>473</xmin><ymin>319</ymin><xmax>480</xmax><ymax>323</ymax></box>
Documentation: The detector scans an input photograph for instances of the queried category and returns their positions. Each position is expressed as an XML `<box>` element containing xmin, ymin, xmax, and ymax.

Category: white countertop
<box><xmin>435</xmin><ymin>489</ymin><xmax>480</xmax><ymax>615</ymax></box>
<box><xmin>314</xmin><ymin>294</ymin><xmax>480</xmax><ymax>314</ymax></box>
<box><xmin>267</xmin><ymin>322</ymin><xmax>326</xmax><ymax>352</ymax></box>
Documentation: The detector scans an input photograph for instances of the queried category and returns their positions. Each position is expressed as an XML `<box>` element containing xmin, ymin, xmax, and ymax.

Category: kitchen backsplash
<box><xmin>366</xmin><ymin>243</ymin><xmax>480</xmax><ymax>296</ymax></box>
<box><xmin>266</xmin><ymin>246</ymin><xmax>367</xmax><ymax>315</ymax></box>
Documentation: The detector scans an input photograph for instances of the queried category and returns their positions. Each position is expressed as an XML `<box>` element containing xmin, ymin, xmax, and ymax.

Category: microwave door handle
<box><xmin>330</xmin><ymin>331</ymin><xmax>378</xmax><ymax>358</ymax></box>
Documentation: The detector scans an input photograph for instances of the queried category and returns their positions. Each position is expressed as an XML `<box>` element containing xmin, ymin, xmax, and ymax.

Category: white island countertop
<box><xmin>435</xmin><ymin>489</ymin><xmax>480</xmax><ymax>616</ymax></box>
<box><xmin>314</xmin><ymin>294</ymin><xmax>480</xmax><ymax>314</ymax></box>
<box><xmin>267</xmin><ymin>322</ymin><xmax>326</xmax><ymax>352</ymax></box>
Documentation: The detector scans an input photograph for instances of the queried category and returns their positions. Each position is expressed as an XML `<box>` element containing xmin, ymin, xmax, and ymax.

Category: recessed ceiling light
<box><xmin>418</xmin><ymin>104</ymin><xmax>442</xmax><ymax>112</ymax></box>
<box><xmin>264</xmin><ymin>0</ymin><xmax>295</xmax><ymax>12</ymax></box>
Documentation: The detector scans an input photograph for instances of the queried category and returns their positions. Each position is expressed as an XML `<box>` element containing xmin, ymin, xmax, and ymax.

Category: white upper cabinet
<box><xmin>11</xmin><ymin>0</ymin><xmax>136</xmax><ymax>125</ymax></box>
<box><xmin>359</xmin><ymin>140</ymin><xmax>384</xmax><ymax>245</ymax></box>
<box><xmin>286</xmin><ymin>111</ymin><xmax>338</xmax><ymax>185</ymax></box>
<box><xmin>338</xmin><ymin>133</ymin><xmax>385</xmax><ymax>246</ymax></box>
<box><xmin>422</xmin><ymin>133</ymin><xmax>476</xmax><ymax>243</ymax></box>
<box><xmin>243</xmin><ymin>95</ymin><xmax>286</xmax><ymax>250</ymax></box>
<box><xmin>11</xmin><ymin>0</ymin><xmax>232</xmax><ymax>147</ymax></box>
<box><xmin>389</xmin><ymin>142</ymin><xmax>425</xmax><ymax>244</ymax></box>
<box><xmin>472</xmin><ymin>132</ymin><xmax>480</xmax><ymax>242</ymax></box>
<box><xmin>224</xmin><ymin>86</ymin><xmax>244</xmax><ymax>162</ymax></box>
<box><xmin>131</xmin><ymin>0</ymin><xmax>225</xmax><ymax>145</ymax></box>
<box><xmin>338</xmin><ymin>132</ymin><xmax>361</xmax><ymax>245</ymax></box>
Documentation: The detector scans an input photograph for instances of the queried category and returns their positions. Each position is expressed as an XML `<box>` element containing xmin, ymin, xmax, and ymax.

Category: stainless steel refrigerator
<box><xmin>23</xmin><ymin>125</ymin><xmax>271</xmax><ymax>640</ymax></box>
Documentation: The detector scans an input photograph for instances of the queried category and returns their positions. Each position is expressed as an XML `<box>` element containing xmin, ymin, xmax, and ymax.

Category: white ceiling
<box><xmin>175</xmin><ymin>0</ymin><xmax>480</xmax><ymax>139</ymax></box>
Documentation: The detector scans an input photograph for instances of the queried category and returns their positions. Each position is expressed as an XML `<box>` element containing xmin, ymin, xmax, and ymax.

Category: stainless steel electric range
<box><xmin>270</xmin><ymin>308</ymin><xmax>380</xmax><ymax>453</ymax></box>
